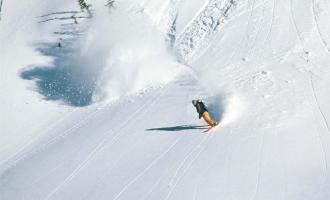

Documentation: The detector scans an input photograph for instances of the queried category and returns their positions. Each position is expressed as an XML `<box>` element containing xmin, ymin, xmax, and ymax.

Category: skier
<box><xmin>192</xmin><ymin>100</ymin><xmax>218</xmax><ymax>127</ymax></box>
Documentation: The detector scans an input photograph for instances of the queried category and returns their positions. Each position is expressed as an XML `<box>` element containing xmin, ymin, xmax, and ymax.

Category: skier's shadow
<box><xmin>146</xmin><ymin>125</ymin><xmax>208</xmax><ymax>132</ymax></box>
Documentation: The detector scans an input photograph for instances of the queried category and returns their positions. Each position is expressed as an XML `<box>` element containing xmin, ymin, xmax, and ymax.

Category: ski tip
<box><xmin>206</xmin><ymin>124</ymin><xmax>220</xmax><ymax>133</ymax></box>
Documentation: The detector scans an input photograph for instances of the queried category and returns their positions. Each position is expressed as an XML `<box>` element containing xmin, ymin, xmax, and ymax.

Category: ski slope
<box><xmin>1</xmin><ymin>0</ymin><xmax>330</xmax><ymax>199</ymax></box>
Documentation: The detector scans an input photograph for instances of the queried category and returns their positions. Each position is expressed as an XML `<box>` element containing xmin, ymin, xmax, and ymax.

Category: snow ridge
<box><xmin>175</xmin><ymin>0</ymin><xmax>239</xmax><ymax>63</ymax></box>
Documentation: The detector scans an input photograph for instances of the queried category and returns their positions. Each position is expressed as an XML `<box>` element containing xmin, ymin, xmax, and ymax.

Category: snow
<box><xmin>175</xmin><ymin>0</ymin><xmax>209</xmax><ymax>36</ymax></box>
<box><xmin>1</xmin><ymin>0</ymin><xmax>330</xmax><ymax>199</ymax></box>
<box><xmin>0</xmin><ymin>0</ymin><xmax>79</xmax><ymax>166</ymax></box>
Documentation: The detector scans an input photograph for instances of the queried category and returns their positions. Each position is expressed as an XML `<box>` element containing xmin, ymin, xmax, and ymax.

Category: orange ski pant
<box><xmin>202</xmin><ymin>112</ymin><xmax>217</xmax><ymax>126</ymax></box>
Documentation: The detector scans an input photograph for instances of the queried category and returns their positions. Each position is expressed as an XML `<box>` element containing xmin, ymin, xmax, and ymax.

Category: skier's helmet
<box><xmin>192</xmin><ymin>100</ymin><xmax>198</xmax><ymax>106</ymax></box>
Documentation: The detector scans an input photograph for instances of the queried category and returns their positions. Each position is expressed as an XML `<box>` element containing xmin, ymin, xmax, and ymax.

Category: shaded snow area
<box><xmin>1</xmin><ymin>0</ymin><xmax>330</xmax><ymax>199</ymax></box>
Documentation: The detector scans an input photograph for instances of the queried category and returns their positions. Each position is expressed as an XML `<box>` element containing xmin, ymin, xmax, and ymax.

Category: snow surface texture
<box><xmin>1</xmin><ymin>0</ymin><xmax>330</xmax><ymax>199</ymax></box>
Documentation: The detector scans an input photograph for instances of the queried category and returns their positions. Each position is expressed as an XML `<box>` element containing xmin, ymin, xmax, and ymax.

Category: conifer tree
<box><xmin>78</xmin><ymin>0</ymin><xmax>92</xmax><ymax>16</ymax></box>
<box><xmin>105</xmin><ymin>0</ymin><xmax>115</xmax><ymax>8</ymax></box>
<box><xmin>0</xmin><ymin>0</ymin><xmax>3</xmax><ymax>20</ymax></box>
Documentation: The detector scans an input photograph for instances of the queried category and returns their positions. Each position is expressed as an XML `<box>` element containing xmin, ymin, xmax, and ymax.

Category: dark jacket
<box><xmin>194</xmin><ymin>101</ymin><xmax>208</xmax><ymax>119</ymax></box>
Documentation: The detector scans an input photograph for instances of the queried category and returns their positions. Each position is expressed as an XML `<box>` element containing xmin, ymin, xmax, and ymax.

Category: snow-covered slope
<box><xmin>1</xmin><ymin>0</ymin><xmax>330</xmax><ymax>199</ymax></box>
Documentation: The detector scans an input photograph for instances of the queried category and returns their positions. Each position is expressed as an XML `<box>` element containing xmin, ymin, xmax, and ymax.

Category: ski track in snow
<box><xmin>308</xmin><ymin>72</ymin><xmax>329</xmax><ymax>199</ymax></box>
<box><xmin>247</xmin><ymin>0</ymin><xmax>265</xmax><ymax>58</ymax></box>
<box><xmin>189</xmin><ymin>0</ymin><xmax>253</xmax><ymax>77</ymax></box>
<box><xmin>289</xmin><ymin>0</ymin><xmax>305</xmax><ymax>50</ymax></box>
<box><xmin>244</xmin><ymin>0</ymin><xmax>277</xmax><ymax>59</ymax></box>
<box><xmin>250</xmin><ymin>133</ymin><xmax>265</xmax><ymax>200</ymax></box>
<box><xmin>223</xmin><ymin>131</ymin><xmax>235</xmax><ymax>200</ymax></box>
<box><xmin>251</xmin><ymin>0</ymin><xmax>276</xmax><ymax>62</ymax></box>
<box><xmin>139</xmin><ymin>172</ymin><xmax>165</xmax><ymax>200</ymax></box>
<box><xmin>289</xmin><ymin>0</ymin><xmax>329</xmax><ymax>148</ymax></box>
<box><xmin>231</xmin><ymin>0</ymin><xmax>272</xmax><ymax>58</ymax></box>
<box><xmin>310</xmin><ymin>73</ymin><xmax>330</xmax><ymax>134</ymax></box>
<box><xmin>192</xmin><ymin>130</ymin><xmax>233</xmax><ymax>200</ymax></box>
<box><xmin>311</xmin><ymin>0</ymin><xmax>330</xmax><ymax>53</ymax></box>
<box><xmin>164</xmin><ymin>134</ymin><xmax>213</xmax><ymax>200</ymax></box>
<box><xmin>112</xmin><ymin>133</ymin><xmax>185</xmax><ymax>200</ymax></box>
<box><xmin>82</xmin><ymin>86</ymin><xmax>175</xmax><ymax>200</ymax></box>
<box><xmin>206</xmin><ymin>0</ymin><xmax>251</xmax><ymax>65</ymax></box>
<box><xmin>94</xmin><ymin>77</ymin><xmax>194</xmax><ymax>200</ymax></box>
<box><xmin>3</xmin><ymin>106</ymin><xmax>102</xmax><ymax>173</ymax></box>
<box><xmin>289</xmin><ymin>2</ymin><xmax>330</xmax><ymax>198</ymax></box>
<box><xmin>45</xmin><ymin>84</ymin><xmax>172</xmax><ymax>200</ymax></box>
<box><xmin>264</xmin><ymin>0</ymin><xmax>276</xmax><ymax>45</ymax></box>
<box><xmin>214</xmin><ymin>0</ymin><xmax>261</xmax><ymax>70</ymax></box>
<box><xmin>289</xmin><ymin>0</ymin><xmax>330</xmax><ymax>196</ymax></box>
<box><xmin>167</xmin><ymin>135</ymin><xmax>209</xmax><ymax>187</ymax></box>
<box><xmin>275</xmin><ymin>130</ymin><xmax>286</xmax><ymax>200</ymax></box>
<box><xmin>0</xmin><ymin>108</ymin><xmax>78</xmax><ymax>169</ymax></box>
